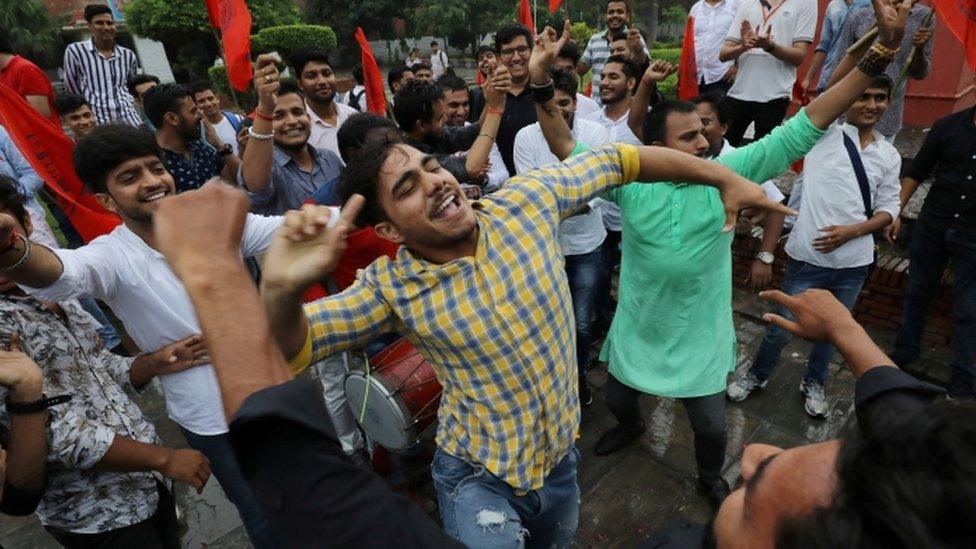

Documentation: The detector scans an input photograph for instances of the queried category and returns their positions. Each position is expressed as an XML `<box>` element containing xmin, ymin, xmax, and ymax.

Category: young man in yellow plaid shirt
<box><xmin>258</xmin><ymin>38</ymin><xmax>788</xmax><ymax>549</ymax></box>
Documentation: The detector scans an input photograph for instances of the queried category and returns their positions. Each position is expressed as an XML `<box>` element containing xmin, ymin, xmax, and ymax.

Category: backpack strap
<box><xmin>842</xmin><ymin>132</ymin><xmax>873</xmax><ymax>219</ymax></box>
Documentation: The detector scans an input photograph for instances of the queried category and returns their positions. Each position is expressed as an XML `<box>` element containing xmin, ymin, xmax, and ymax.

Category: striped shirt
<box><xmin>580</xmin><ymin>27</ymin><xmax>647</xmax><ymax>104</ymax></box>
<box><xmin>62</xmin><ymin>39</ymin><xmax>141</xmax><ymax>126</ymax></box>
<box><xmin>291</xmin><ymin>144</ymin><xmax>641</xmax><ymax>493</ymax></box>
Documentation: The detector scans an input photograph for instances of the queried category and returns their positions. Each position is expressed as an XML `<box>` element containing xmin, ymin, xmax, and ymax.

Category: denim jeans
<box><xmin>752</xmin><ymin>258</ymin><xmax>869</xmax><ymax>384</ymax></box>
<box><xmin>893</xmin><ymin>222</ymin><xmax>976</xmax><ymax>380</ymax></box>
<box><xmin>180</xmin><ymin>428</ymin><xmax>279</xmax><ymax>548</ymax></box>
<box><xmin>594</xmin><ymin>230</ymin><xmax>621</xmax><ymax>333</ymax></box>
<box><xmin>565</xmin><ymin>248</ymin><xmax>603</xmax><ymax>377</ymax></box>
<box><xmin>431</xmin><ymin>447</ymin><xmax>580</xmax><ymax>548</ymax></box>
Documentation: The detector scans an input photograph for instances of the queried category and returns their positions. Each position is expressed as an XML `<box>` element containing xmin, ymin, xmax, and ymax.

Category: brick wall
<box><xmin>731</xmin><ymin>234</ymin><xmax>955</xmax><ymax>348</ymax></box>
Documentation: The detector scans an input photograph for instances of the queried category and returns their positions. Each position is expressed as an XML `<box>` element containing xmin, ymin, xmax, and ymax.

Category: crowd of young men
<box><xmin>0</xmin><ymin>0</ymin><xmax>973</xmax><ymax>547</ymax></box>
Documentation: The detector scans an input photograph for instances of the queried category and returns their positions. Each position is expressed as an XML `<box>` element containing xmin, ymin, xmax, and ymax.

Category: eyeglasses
<box><xmin>499</xmin><ymin>45</ymin><xmax>531</xmax><ymax>58</ymax></box>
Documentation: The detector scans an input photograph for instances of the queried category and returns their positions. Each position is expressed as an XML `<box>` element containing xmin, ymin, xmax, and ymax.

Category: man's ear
<box><xmin>373</xmin><ymin>220</ymin><xmax>405</xmax><ymax>244</ymax></box>
<box><xmin>95</xmin><ymin>192</ymin><xmax>119</xmax><ymax>215</ymax></box>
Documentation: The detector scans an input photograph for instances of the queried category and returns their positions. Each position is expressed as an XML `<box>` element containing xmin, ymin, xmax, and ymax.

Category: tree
<box><xmin>304</xmin><ymin>0</ymin><xmax>418</xmax><ymax>55</ymax></box>
<box><xmin>0</xmin><ymin>0</ymin><xmax>60</xmax><ymax>68</ymax></box>
<box><xmin>411</xmin><ymin>0</ymin><xmax>512</xmax><ymax>54</ymax></box>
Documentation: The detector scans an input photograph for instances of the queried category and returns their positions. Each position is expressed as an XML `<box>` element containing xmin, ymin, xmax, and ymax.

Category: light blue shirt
<box><xmin>0</xmin><ymin>125</ymin><xmax>44</xmax><ymax>212</ymax></box>
<box><xmin>817</xmin><ymin>0</ymin><xmax>872</xmax><ymax>91</ymax></box>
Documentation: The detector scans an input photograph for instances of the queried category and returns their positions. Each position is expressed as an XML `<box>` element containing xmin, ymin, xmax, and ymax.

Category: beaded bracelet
<box><xmin>856</xmin><ymin>44</ymin><xmax>894</xmax><ymax>77</ymax></box>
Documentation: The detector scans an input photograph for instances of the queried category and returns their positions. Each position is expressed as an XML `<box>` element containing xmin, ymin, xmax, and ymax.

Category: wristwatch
<box><xmin>216</xmin><ymin>144</ymin><xmax>233</xmax><ymax>156</ymax></box>
<box><xmin>756</xmin><ymin>251</ymin><xmax>775</xmax><ymax>265</ymax></box>
<box><xmin>7</xmin><ymin>394</ymin><xmax>72</xmax><ymax>415</ymax></box>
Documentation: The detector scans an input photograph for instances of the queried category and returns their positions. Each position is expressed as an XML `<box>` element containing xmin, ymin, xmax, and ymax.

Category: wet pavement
<box><xmin>0</xmin><ymin>286</ymin><xmax>953</xmax><ymax>548</ymax></box>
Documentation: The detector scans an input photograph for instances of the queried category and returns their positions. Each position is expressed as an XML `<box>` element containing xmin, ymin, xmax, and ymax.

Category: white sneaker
<box><xmin>727</xmin><ymin>371</ymin><xmax>767</xmax><ymax>402</ymax></box>
<box><xmin>799</xmin><ymin>378</ymin><xmax>828</xmax><ymax>418</ymax></box>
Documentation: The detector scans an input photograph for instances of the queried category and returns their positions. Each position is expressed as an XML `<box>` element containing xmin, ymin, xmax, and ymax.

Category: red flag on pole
<box><xmin>677</xmin><ymin>16</ymin><xmax>699</xmax><ymax>100</ymax></box>
<box><xmin>548</xmin><ymin>0</ymin><xmax>564</xmax><ymax>13</ymax></box>
<box><xmin>932</xmin><ymin>0</ymin><xmax>976</xmax><ymax>69</ymax></box>
<box><xmin>354</xmin><ymin>28</ymin><xmax>389</xmax><ymax>116</ymax></box>
<box><xmin>0</xmin><ymin>84</ymin><xmax>119</xmax><ymax>241</ymax></box>
<box><xmin>204</xmin><ymin>0</ymin><xmax>253</xmax><ymax>92</ymax></box>
<box><xmin>519</xmin><ymin>0</ymin><xmax>535</xmax><ymax>33</ymax></box>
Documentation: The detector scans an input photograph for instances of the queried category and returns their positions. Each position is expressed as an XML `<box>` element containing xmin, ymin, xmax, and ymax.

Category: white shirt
<box><xmin>785</xmin><ymin>123</ymin><xmax>901</xmax><ymax>268</ymax></box>
<box><xmin>725</xmin><ymin>0</ymin><xmax>817</xmax><ymax>102</ymax></box>
<box><xmin>514</xmin><ymin>119</ymin><xmax>611</xmax><ymax>256</ymax></box>
<box><xmin>720</xmin><ymin>139</ymin><xmax>785</xmax><ymax>201</ymax></box>
<box><xmin>592</xmin><ymin>108</ymin><xmax>642</xmax><ymax>231</ymax></box>
<box><xmin>430</xmin><ymin>50</ymin><xmax>450</xmax><ymax>79</ymax></box>
<box><xmin>576</xmin><ymin>93</ymin><xmax>602</xmax><ymax>121</ymax></box>
<box><xmin>306</xmin><ymin>100</ymin><xmax>358</xmax><ymax>161</ymax></box>
<box><xmin>212</xmin><ymin>114</ymin><xmax>240</xmax><ymax>155</ymax></box>
<box><xmin>485</xmin><ymin>143</ymin><xmax>509</xmax><ymax>193</ymax></box>
<box><xmin>690</xmin><ymin>0</ymin><xmax>740</xmax><ymax>85</ymax></box>
<box><xmin>24</xmin><ymin>215</ymin><xmax>284</xmax><ymax>435</ymax></box>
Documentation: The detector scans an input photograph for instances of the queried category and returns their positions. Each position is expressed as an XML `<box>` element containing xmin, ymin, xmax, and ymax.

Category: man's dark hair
<box><xmin>776</xmin><ymin>402</ymin><xmax>976</xmax><ymax>548</ymax></box>
<box><xmin>126</xmin><ymin>74</ymin><xmax>160</xmax><ymax>98</ymax></box>
<box><xmin>338</xmin><ymin>138</ymin><xmax>402</xmax><ymax>226</ymax></box>
<box><xmin>84</xmin><ymin>4</ymin><xmax>113</xmax><ymax>22</ymax></box>
<box><xmin>642</xmin><ymin>99</ymin><xmax>698</xmax><ymax>144</ymax></box>
<box><xmin>430</xmin><ymin>40</ymin><xmax>439</xmax><ymax>47</ymax></box>
<box><xmin>55</xmin><ymin>93</ymin><xmax>91</xmax><ymax>116</ymax></box>
<box><xmin>866</xmin><ymin>74</ymin><xmax>894</xmax><ymax>96</ymax></box>
<box><xmin>186</xmin><ymin>80</ymin><xmax>216</xmax><ymax>100</ymax></box>
<box><xmin>142</xmin><ymin>83</ymin><xmax>190</xmax><ymax>128</ymax></box>
<box><xmin>388</xmin><ymin>66</ymin><xmax>412</xmax><ymax>93</ymax></box>
<box><xmin>73</xmin><ymin>124</ymin><xmax>162</xmax><ymax>194</ymax></box>
<box><xmin>276</xmin><ymin>79</ymin><xmax>304</xmax><ymax>101</ymax></box>
<box><xmin>557</xmin><ymin>42</ymin><xmax>581</xmax><ymax>65</ymax></box>
<box><xmin>336</xmin><ymin>113</ymin><xmax>400</xmax><ymax>164</ymax></box>
<box><xmin>552</xmin><ymin>68</ymin><xmax>578</xmax><ymax>97</ymax></box>
<box><xmin>413</xmin><ymin>61</ymin><xmax>432</xmax><ymax>73</ymax></box>
<box><xmin>692</xmin><ymin>92</ymin><xmax>732</xmax><ymax>127</ymax></box>
<box><xmin>604</xmin><ymin>54</ymin><xmax>640</xmax><ymax>80</ymax></box>
<box><xmin>288</xmin><ymin>49</ymin><xmax>333</xmax><ymax>77</ymax></box>
<box><xmin>610</xmin><ymin>30</ymin><xmax>628</xmax><ymax>43</ymax></box>
<box><xmin>393</xmin><ymin>79</ymin><xmax>443</xmax><ymax>132</ymax></box>
<box><xmin>0</xmin><ymin>175</ymin><xmax>29</xmax><ymax>227</ymax></box>
<box><xmin>352</xmin><ymin>64</ymin><xmax>364</xmax><ymax>85</ymax></box>
<box><xmin>494</xmin><ymin>23</ymin><xmax>533</xmax><ymax>53</ymax></box>
<box><xmin>436</xmin><ymin>74</ymin><xmax>468</xmax><ymax>93</ymax></box>
<box><xmin>606</xmin><ymin>0</ymin><xmax>631</xmax><ymax>12</ymax></box>
<box><xmin>476</xmin><ymin>45</ymin><xmax>495</xmax><ymax>61</ymax></box>
<box><xmin>0</xmin><ymin>28</ymin><xmax>12</xmax><ymax>55</ymax></box>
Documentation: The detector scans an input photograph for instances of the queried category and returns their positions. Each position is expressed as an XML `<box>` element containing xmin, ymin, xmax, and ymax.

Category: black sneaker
<box><xmin>579</xmin><ymin>377</ymin><xmax>593</xmax><ymax>407</ymax></box>
<box><xmin>594</xmin><ymin>421</ymin><xmax>646</xmax><ymax>456</ymax></box>
<box><xmin>698</xmin><ymin>478</ymin><xmax>731</xmax><ymax>511</ymax></box>
<box><xmin>947</xmin><ymin>374</ymin><xmax>975</xmax><ymax>400</ymax></box>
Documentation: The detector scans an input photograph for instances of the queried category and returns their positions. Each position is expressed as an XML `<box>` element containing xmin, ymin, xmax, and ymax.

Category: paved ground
<box><xmin>0</xmin><ymin>285</ymin><xmax>952</xmax><ymax>548</ymax></box>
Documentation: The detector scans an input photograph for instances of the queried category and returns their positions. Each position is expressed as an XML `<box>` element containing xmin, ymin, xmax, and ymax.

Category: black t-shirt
<box><xmin>229</xmin><ymin>379</ymin><xmax>464</xmax><ymax>549</ymax></box>
<box><xmin>908</xmin><ymin>107</ymin><xmax>976</xmax><ymax>233</ymax></box>
<box><xmin>471</xmin><ymin>87</ymin><xmax>537</xmax><ymax>176</ymax></box>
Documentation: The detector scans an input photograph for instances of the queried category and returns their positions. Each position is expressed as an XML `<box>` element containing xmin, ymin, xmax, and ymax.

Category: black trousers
<box><xmin>723</xmin><ymin>96</ymin><xmax>791</xmax><ymax>146</ymax></box>
<box><xmin>46</xmin><ymin>482</ymin><xmax>179</xmax><ymax>549</ymax></box>
<box><xmin>698</xmin><ymin>78</ymin><xmax>731</xmax><ymax>97</ymax></box>
<box><xmin>606</xmin><ymin>373</ymin><xmax>727</xmax><ymax>484</ymax></box>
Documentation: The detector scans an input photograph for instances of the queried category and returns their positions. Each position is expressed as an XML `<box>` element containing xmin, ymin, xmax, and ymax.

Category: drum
<box><xmin>344</xmin><ymin>338</ymin><xmax>443</xmax><ymax>450</ymax></box>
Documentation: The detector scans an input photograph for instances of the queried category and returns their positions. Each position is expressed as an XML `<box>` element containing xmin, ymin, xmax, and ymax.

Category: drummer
<box><xmin>259</xmin><ymin>36</ymin><xmax>785</xmax><ymax>549</ymax></box>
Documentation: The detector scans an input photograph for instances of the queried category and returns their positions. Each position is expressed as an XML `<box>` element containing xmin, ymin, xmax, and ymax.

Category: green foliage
<box><xmin>570</xmin><ymin>22</ymin><xmax>597</xmax><ymax>48</ymax></box>
<box><xmin>0</xmin><ymin>0</ymin><xmax>60</xmax><ymax>67</ymax></box>
<box><xmin>411</xmin><ymin>0</ymin><xmax>510</xmax><ymax>53</ymax></box>
<box><xmin>125</xmin><ymin>0</ymin><xmax>299</xmax><ymax>44</ymax></box>
<box><xmin>207</xmin><ymin>65</ymin><xmax>255</xmax><ymax>111</ymax></box>
<box><xmin>251</xmin><ymin>25</ymin><xmax>337</xmax><ymax>58</ymax></box>
<box><xmin>661</xmin><ymin>5</ymin><xmax>688</xmax><ymax>26</ymax></box>
<box><xmin>304</xmin><ymin>0</ymin><xmax>417</xmax><ymax>49</ymax></box>
<box><xmin>650</xmin><ymin>47</ymin><xmax>680</xmax><ymax>99</ymax></box>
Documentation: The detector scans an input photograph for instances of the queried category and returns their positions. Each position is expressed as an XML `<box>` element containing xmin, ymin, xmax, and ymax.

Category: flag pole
<box><xmin>211</xmin><ymin>29</ymin><xmax>242</xmax><ymax>111</ymax></box>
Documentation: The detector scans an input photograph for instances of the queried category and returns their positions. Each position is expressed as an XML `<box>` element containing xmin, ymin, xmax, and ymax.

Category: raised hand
<box><xmin>719</xmin><ymin>176</ymin><xmax>797</xmax><ymax>232</ymax></box>
<box><xmin>530</xmin><ymin>20</ymin><xmax>572</xmax><ymax>85</ymax></box>
<box><xmin>741</xmin><ymin>20</ymin><xmax>758</xmax><ymax>50</ymax></box>
<box><xmin>753</xmin><ymin>26</ymin><xmax>775</xmax><ymax>51</ymax></box>
<box><xmin>260</xmin><ymin>196</ymin><xmax>365</xmax><ymax>295</ymax></box>
<box><xmin>484</xmin><ymin>64</ymin><xmax>511</xmax><ymax>110</ymax></box>
<box><xmin>759</xmin><ymin>289</ymin><xmax>859</xmax><ymax>342</ymax></box>
<box><xmin>643</xmin><ymin>59</ymin><xmax>677</xmax><ymax>84</ymax></box>
<box><xmin>253</xmin><ymin>53</ymin><xmax>281</xmax><ymax>115</ymax></box>
<box><xmin>874</xmin><ymin>0</ymin><xmax>912</xmax><ymax>49</ymax></box>
<box><xmin>149</xmin><ymin>334</ymin><xmax>209</xmax><ymax>375</ymax></box>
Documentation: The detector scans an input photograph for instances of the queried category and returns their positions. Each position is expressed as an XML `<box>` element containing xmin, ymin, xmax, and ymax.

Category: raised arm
<box><xmin>465</xmin><ymin>66</ymin><xmax>509</xmax><ymax>181</ymax></box>
<box><xmin>628</xmin><ymin>60</ymin><xmax>677</xmax><ymax>142</ymax></box>
<box><xmin>530</xmin><ymin>22</ymin><xmax>576</xmax><ymax>160</ymax></box>
<box><xmin>239</xmin><ymin>55</ymin><xmax>281</xmax><ymax>194</ymax></box>
<box><xmin>0</xmin><ymin>213</ymin><xmax>65</xmax><ymax>288</ymax></box>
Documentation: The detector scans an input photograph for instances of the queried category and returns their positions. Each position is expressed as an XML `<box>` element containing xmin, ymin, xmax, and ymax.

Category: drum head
<box><xmin>344</xmin><ymin>371</ymin><xmax>412</xmax><ymax>450</ymax></box>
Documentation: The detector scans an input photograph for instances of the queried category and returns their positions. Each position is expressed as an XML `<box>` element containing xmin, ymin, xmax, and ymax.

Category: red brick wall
<box><xmin>732</xmin><ymin>234</ymin><xmax>955</xmax><ymax>348</ymax></box>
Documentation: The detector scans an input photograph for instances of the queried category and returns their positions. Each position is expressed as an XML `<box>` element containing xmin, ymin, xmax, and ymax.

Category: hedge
<box><xmin>251</xmin><ymin>24</ymin><xmax>338</xmax><ymax>58</ymax></box>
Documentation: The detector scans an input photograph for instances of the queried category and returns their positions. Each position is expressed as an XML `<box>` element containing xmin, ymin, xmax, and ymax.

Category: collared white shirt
<box><xmin>430</xmin><ymin>50</ymin><xmax>450</xmax><ymax>79</ymax></box>
<box><xmin>785</xmin><ymin>123</ymin><xmax>901</xmax><ymax>268</ymax></box>
<box><xmin>690</xmin><ymin>0</ymin><xmax>740</xmax><ymax>85</ymax></box>
<box><xmin>513</xmin><ymin>118</ymin><xmax>611</xmax><ymax>255</ymax></box>
<box><xmin>591</xmin><ymin>108</ymin><xmax>641</xmax><ymax>231</ymax></box>
<box><xmin>23</xmin><ymin>215</ymin><xmax>284</xmax><ymax>435</ymax></box>
<box><xmin>576</xmin><ymin>93</ymin><xmax>602</xmax><ymax>121</ymax></box>
<box><xmin>306</xmin><ymin>100</ymin><xmax>358</xmax><ymax>161</ymax></box>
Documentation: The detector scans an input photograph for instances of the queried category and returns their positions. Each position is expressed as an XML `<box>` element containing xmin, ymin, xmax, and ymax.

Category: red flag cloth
<box><xmin>548</xmin><ymin>0</ymin><xmax>564</xmax><ymax>13</ymax></box>
<box><xmin>0</xmin><ymin>83</ymin><xmax>119</xmax><ymax>241</ymax></box>
<box><xmin>203</xmin><ymin>0</ymin><xmax>220</xmax><ymax>28</ymax></box>
<box><xmin>678</xmin><ymin>16</ymin><xmax>699</xmax><ymax>100</ymax></box>
<box><xmin>932</xmin><ymin>0</ymin><xmax>976</xmax><ymax>69</ymax></box>
<box><xmin>354</xmin><ymin>28</ymin><xmax>389</xmax><ymax>116</ymax></box>
<box><xmin>519</xmin><ymin>0</ymin><xmax>535</xmax><ymax>33</ymax></box>
<box><xmin>205</xmin><ymin>0</ymin><xmax>253</xmax><ymax>92</ymax></box>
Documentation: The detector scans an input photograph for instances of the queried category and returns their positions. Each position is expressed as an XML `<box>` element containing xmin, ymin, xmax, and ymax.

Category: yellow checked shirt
<box><xmin>292</xmin><ymin>144</ymin><xmax>640</xmax><ymax>493</ymax></box>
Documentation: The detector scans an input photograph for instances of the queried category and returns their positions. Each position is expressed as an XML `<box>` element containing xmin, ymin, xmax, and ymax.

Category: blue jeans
<box><xmin>565</xmin><ymin>248</ymin><xmax>602</xmax><ymax>377</ymax></box>
<box><xmin>431</xmin><ymin>447</ymin><xmax>580</xmax><ymax>548</ymax></box>
<box><xmin>180</xmin><ymin>428</ymin><xmax>279</xmax><ymax>548</ymax></box>
<box><xmin>752</xmin><ymin>259</ymin><xmax>869</xmax><ymax>384</ymax></box>
<box><xmin>79</xmin><ymin>297</ymin><xmax>122</xmax><ymax>350</ymax></box>
<box><xmin>893</xmin><ymin>222</ymin><xmax>976</xmax><ymax>379</ymax></box>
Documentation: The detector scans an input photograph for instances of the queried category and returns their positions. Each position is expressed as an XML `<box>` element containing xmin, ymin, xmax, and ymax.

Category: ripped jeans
<box><xmin>431</xmin><ymin>446</ymin><xmax>580</xmax><ymax>548</ymax></box>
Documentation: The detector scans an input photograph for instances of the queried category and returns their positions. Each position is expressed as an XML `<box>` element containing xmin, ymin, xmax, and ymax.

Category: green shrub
<box><xmin>570</xmin><ymin>22</ymin><xmax>597</xmax><ymax>47</ymax></box>
<box><xmin>207</xmin><ymin>65</ymin><xmax>256</xmax><ymax>111</ymax></box>
<box><xmin>251</xmin><ymin>24</ymin><xmax>338</xmax><ymax>58</ymax></box>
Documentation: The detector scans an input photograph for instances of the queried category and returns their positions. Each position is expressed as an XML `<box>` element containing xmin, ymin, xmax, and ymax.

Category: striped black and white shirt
<box><xmin>63</xmin><ymin>39</ymin><xmax>142</xmax><ymax>126</ymax></box>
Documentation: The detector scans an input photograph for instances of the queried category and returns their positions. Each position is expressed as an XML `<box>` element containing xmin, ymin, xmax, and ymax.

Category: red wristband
<box><xmin>485</xmin><ymin>106</ymin><xmax>504</xmax><ymax>116</ymax></box>
<box><xmin>253</xmin><ymin>109</ymin><xmax>273</xmax><ymax>121</ymax></box>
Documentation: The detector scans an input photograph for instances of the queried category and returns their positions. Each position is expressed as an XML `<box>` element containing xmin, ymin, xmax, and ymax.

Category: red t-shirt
<box><xmin>302</xmin><ymin>226</ymin><xmax>399</xmax><ymax>303</ymax></box>
<box><xmin>0</xmin><ymin>56</ymin><xmax>59</xmax><ymax>126</ymax></box>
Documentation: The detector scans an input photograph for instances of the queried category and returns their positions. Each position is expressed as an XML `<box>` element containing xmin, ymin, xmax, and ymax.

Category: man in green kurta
<box><xmin>529</xmin><ymin>2</ymin><xmax>910</xmax><ymax>509</ymax></box>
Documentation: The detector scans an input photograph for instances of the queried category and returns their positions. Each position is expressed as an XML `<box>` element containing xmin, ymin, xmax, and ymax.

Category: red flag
<box><xmin>519</xmin><ymin>0</ymin><xmax>535</xmax><ymax>34</ymax></box>
<box><xmin>932</xmin><ymin>0</ymin><xmax>976</xmax><ymax>69</ymax></box>
<box><xmin>354</xmin><ymin>28</ymin><xmax>389</xmax><ymax>116</ymax></box>
<box><xmin>548</xmin><ymin>0</ymin><xmax>564</xmax><ymax>13</ymax></box>
<box><xmin>0</xmin><ymin>84</ymin><xmax>119</xmax><ymax>241</ymax></box>
<box><xmin>678</xmin><ymin>16</ymin><xmax>699</xmax><ymax>100</ymax></box>
<box><xmin>204</xmin><ymin>0</ymin><xmax>253</xmax><ymax>92</ymax></box>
